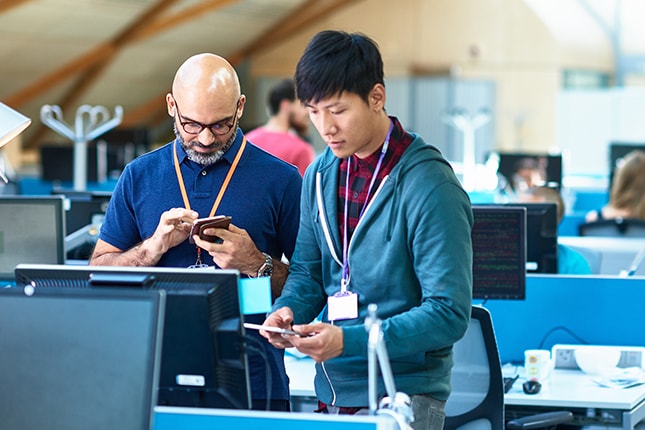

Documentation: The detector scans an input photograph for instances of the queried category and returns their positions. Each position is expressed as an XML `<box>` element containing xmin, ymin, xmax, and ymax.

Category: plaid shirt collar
<box><xmin>338</xmin><ymin>116</ymin><xmax>413</xmax><ymax>240</ymax></box>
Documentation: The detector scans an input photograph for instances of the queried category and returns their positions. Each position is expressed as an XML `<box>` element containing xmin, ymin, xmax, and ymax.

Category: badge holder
<box><xmin>365</xmin><ymin>303</ymin><xmax>414</xmax><ymax>429</ymax></box>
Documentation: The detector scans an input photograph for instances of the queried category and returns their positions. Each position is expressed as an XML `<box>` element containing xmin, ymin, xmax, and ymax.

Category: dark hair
<box><xmin>267</xmin><ymin>79</ymin><xmax>296</xmax><ymax>116</ymax></box>
<box><xmin>295</xmin><ymin>30</ymin><xmax>384</xmax><ymax>104</ymax></box>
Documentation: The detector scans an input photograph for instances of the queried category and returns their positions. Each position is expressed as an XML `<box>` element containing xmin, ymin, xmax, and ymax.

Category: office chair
<box><xmin>444</xmin><ymin>306</ymin><xmax>504</xmax><ymax>430</ymax></box>
<box><xmin>444</xmin><ymin>306</ymin><xmax>573</xmax><ymax>430</ymax></box>
<box><xmin>578</xmin><ymin>218</ymin><xmax>645</xmax><ymax>237</ymax></box>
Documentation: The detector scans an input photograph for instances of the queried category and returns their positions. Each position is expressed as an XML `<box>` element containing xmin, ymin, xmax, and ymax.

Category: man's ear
<box><xmin>237</xmin><ymin>94</ymin><xmax>246</xmax><ymax>119</ymax></box>
<box><xmin>166</xmin><ymin>93</ymin><xmax>175</xmax><ymax>117</ymax></box>
<box><xmin>369</xmin><ymin>84</ymin><xmax>386</xmax><ymax>112</ymax></box>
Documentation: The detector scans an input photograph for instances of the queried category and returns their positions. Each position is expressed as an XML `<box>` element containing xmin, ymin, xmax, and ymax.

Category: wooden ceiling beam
<box><xmin>22</xmin><ymin>0</ymin><xmax>243</xmax><ymax>148</ymax></box>
<box><xmin>23</xmin><ymin>0</ymin><xmax>181</xmax><ymax>148</ymax></box>
<box><xmin>130</xmin><ymin>0</ymin><xmax>240</xmax><ymax>43</ymax></box>
<box><xmin>123</xmin><ymin>0</ymin><xmax>362</xmax><ymax>128</ymax></box>
<box><xmin>6</xmin><ymin>0</ymin><xmax>180</xmax><ymax>110</ymax></box>
<box><xmin>0</xmin><ymin>0</ymin><xmax>34</xmax><ymax>14</ymax></box>
<box><xmin>229</xmin><ymin>0</ymin><xmax>363</xmax><ymax>64</ymax></box>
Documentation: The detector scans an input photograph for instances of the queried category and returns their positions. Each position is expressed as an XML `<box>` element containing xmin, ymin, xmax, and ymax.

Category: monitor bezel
<box><xmin>13</xmin><ymin>264</ymin><xmax>251</xmax><ymax>410</ymax></box>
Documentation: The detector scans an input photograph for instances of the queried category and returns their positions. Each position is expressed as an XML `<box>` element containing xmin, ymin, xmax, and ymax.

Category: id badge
<box><xmin>327</xmin><ymin>291</ymin><xmax>358</xmax><ymax>321</ymax></box>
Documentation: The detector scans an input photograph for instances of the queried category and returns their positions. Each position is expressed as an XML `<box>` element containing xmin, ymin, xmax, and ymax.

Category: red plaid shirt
<box><xmin>337</xmin><ymin>117</ymin><xmax>413</xmax><ymax>241</ymax></box>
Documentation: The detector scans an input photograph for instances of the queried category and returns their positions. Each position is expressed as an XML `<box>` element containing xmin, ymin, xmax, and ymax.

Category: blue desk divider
<box><xmin>572</xmin><ymin>189</ymin><xmax>608</xmax><ymax>212</ymax></box>
<box><xmin>153</xmin><ymin>406</ymin><xmax>398</xmax><ymax>430</ymax></box>
<box><xmin>480</xmin><ymin>274</ymin><xmax>645</xmax><ymax>364</ymax></box>
<box><xmin>558</xmin><ymin>211</ymin><xmax>587</xmax><ymax>236</ymax></box>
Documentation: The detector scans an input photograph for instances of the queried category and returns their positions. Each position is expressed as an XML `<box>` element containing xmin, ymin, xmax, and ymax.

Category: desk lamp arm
<box><xmin>365</xmin><ymin>303</ymin><xmax>414</xmax><ymax>429</ymax></box>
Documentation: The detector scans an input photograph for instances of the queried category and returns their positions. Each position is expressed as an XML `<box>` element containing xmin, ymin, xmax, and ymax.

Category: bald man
<box><xmin>90</xmin><ymin>53</ymin><xmax>302</xmax><ymax>411</ymax></box>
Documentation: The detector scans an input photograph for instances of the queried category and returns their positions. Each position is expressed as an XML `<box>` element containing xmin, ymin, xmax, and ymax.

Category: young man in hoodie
<box><xmin>261</xmin><ymin>30</ymin><xmax>473</xmax><ymax>430</ymax></box>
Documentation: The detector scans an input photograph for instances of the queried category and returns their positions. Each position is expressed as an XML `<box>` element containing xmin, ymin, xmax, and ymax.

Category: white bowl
<box><xmin>574</xmin><ymin>347</ymin><xmax>621</xmax><ymax>375</ymax></box>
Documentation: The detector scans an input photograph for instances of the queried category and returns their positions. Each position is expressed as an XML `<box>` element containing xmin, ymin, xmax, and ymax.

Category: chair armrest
<box><xmin>506</xmin><ymin>411</ymin><xmax>573</xmax><ymax>430</ymax></box>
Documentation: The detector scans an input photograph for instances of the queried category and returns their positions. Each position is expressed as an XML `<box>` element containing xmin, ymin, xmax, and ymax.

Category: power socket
<box><xmin>552</xmin><ymin>346</ymin><xmax>577</xmax><ymax>369</ymax></box>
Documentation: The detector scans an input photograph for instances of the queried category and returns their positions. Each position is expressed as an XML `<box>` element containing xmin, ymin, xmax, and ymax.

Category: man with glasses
<box><xmin>90</xmin><ymin>53</ymin><xmax>302</xmax><ymax>411</ymax></box>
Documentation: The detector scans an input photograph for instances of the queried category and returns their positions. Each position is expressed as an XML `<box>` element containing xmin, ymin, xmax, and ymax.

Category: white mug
<box><xmin>524</xmin><ymin>349</ymin><xmax>552</xmax><ymax>382</ymax></box>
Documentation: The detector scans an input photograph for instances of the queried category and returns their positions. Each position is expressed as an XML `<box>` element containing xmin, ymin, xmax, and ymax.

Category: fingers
<box><xmin>161</xmin><ymin>208</ymin><xmax>198</xmax><ymax>229</ymax></box>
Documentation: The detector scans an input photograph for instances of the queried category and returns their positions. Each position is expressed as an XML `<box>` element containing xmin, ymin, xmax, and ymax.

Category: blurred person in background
<box><xmin>247</xmin><ymin>78</ymin><xmax>315</xmax><ymax>176</ymax></box>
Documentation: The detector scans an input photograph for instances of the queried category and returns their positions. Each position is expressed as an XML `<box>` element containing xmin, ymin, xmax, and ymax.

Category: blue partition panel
<box><xmin>154</xmin><ymin>407</ymin><xmax>398</xmax><ymax>430</ymax></box>
<box><xmin>480</xmin><ymin>274</ymin><xmax>645</xmax><ymax>364</ymax></box>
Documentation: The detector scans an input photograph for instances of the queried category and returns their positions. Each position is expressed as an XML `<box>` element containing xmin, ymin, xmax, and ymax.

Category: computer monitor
<box><xmin>471</xmin><ymin>205</ymin><xmax>526</xmax><ymax>300</ymax></box>
<box><xmin>0</xmin><ymin>196</ymin><xmax>66</xmax><ymax>280</ymax></box>
<box><xmin>489</xmin><ymin>151</ymin><xmax>563</xmax><ymax>192</ymax></box>
<box><xmin>50</xmin><ymin>189</ymin><xmax>112</xmax><ymax>260</ymax></box>
<box><xmin>52</xmin><ymin>188</ymin><xmax>112</xmax><ymax>233</ymax></box>
<box><xmin>0</xmin><ymin>286</ymin><xmax>164</xmax><ymax>430</ymax></box>
<box><xmin>13</xmin><ymin>264</ymin><xmax>251</xmax><ymax>410</ymax></box>
<box><xmin>608</xmin><ymin>142</ymin><xmax>645</xmax><ymax>190</ymax></box>
<box><xmin>503</xmin><ymin>202</ymin><xmax>558</xmax><ymax>274</ymax></box>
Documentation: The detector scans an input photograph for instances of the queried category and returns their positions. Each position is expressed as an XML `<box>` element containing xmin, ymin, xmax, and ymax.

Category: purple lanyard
<box><xmin>340</xmin><ymin>120</ymin><xmax>394</xmax><ymax>293</ymax></box>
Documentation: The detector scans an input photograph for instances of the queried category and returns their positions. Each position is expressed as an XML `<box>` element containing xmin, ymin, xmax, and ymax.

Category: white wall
<box><xmin>557</xmin><ymin>87</ymin><xmax>645</xmax><ymax>178</ymax></box>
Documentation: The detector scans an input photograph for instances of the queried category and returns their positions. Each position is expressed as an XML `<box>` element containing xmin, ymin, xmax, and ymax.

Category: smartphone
<box><xmin>243</xmin><ymin>322</ymin><xmax>307</xmax><ymax>337</ymax></box>
<box><xmin>189</xmin><ymin>215</ymin><xmax>231</xmax><ymax>244</ymax></box>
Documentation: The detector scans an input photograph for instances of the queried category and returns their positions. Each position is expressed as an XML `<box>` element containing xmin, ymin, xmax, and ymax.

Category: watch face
<box><xmin>258</xmin><ymin>253</ymin><xmax>273</xmax><ymax>277</ymax></box>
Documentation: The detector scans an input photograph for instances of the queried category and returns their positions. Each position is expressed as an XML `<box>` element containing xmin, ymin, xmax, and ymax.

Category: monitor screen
<box><xmin>489</xmin><ymin>151</ymin><xmax>563</xmax><ymax>192</ymax></box>
<box><xmin>0</xmin><ymin>196</ymin><xmax>66</xmax><ymax>280</ymax></box>
<box><xmin>503</xmin><ymin>202</ymin><xmax>558</xmax><ymax>274</ymax></box>
<box><xmin>13</xmin><ymin>264</ymin><xmax>251</xmax><ymax>410</ymax></box>
<box><xmin>471</xmin><ymin>205</ymin><xmax>526</xmax><ymax>300</ymax></box>
<box><xmin>609</xmin><ymin>142</ymin><xmax>645</xmax><ymax>189</ymax></box>
<box><xmin>0</xmin><ymin>286</ymin><xmax>164</xmax><ymax>430</ymax></box>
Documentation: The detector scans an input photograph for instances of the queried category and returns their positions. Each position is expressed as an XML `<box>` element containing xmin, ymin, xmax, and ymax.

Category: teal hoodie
<box><xmin>273</xmin><ymin>124</ymin><xmax>473</xmax><ymax>406</ymax></box>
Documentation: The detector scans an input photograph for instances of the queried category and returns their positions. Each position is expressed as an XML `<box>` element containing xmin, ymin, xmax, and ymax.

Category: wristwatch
<box><xmin>257</xmin><ymin>252</ymin><xmax>273</xmax><ymax>277</ymax></box>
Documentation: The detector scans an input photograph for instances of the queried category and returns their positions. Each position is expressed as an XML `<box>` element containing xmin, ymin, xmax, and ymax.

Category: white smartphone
<box><xmin>243</xmin><ymin>322</ymin><xmax>302</xmax><ymax>336</ymax></box>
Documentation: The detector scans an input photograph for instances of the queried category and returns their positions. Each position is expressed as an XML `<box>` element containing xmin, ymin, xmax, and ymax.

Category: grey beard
<box><xmin>174</xmin><ymin>124</ymin><xmax>238</xmax><ymax>166</ymax></box>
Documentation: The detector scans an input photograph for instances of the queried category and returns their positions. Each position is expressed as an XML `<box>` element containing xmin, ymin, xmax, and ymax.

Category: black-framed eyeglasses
<box><xmin>173</xmin><ymin>96</ymin><xmax>240</xmax><ymax>136</ymax></box>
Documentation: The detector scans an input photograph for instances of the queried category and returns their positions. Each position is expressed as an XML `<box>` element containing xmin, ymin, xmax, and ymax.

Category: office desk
<box><xmin>286</xmin><ymin>356</ymin><xmax>645</xmax><ymax>430</ymax></box>
<box><xmin>505</xmin><ymin>369</ymin><xmax>645</xmax><ymax>430</ymax></box>
<box><xmin>285</xmin><ymin>353</ymin><xmax>319</xmax><ymax>412</ymax></box>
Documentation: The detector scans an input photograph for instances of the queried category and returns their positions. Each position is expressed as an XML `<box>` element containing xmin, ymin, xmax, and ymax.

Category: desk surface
<box><xmin>504</xmin><ymin>369</ymin><xmax>645</xmax><ymax>410</ymax></box>
<box><xmin>286</xmin><ymin>356</ymin><xmax>645</xmax><ymax>412</ymax></box>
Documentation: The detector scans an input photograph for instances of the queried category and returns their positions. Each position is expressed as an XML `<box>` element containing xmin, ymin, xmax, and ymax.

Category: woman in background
<box><xmin>585</xmin><ymin>149</ymin><xmax>645</xmax><ymax>222</ymax></box>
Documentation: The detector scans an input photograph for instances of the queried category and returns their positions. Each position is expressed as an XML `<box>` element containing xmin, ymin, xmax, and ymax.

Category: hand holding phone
<box><xmin>189</xmin><ymin>215</ymin><xmax>231</xmax><ymax>244</ymax></box>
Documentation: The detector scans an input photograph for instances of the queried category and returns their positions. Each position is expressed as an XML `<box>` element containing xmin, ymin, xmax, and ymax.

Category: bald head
<box><xmin>169</xmin><ymin>53</ymin><xmax>243</xmax><ymax>120</ymax></box>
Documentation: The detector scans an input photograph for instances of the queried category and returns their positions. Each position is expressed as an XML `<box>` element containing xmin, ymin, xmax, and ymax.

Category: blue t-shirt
<box><xmin>558</xmin><ymin>244</ymin><xmax>592</xmax><ymax>275</ymax></box>
<box><xmin>99</xmin><ymin>130</ymin><xmax>303</xmax><ymax>401</ymax></box>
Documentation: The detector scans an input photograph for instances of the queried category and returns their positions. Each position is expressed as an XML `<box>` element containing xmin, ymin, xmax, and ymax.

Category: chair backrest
<box><xmin>444</xmin><ymin>306</ymin><xmax>504</xmax><ymax>430</ymax></box>
<box><xmin>578</xmin><ymin>218</ymin><xmax>645</xmax><ymax>237</ymax></box>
